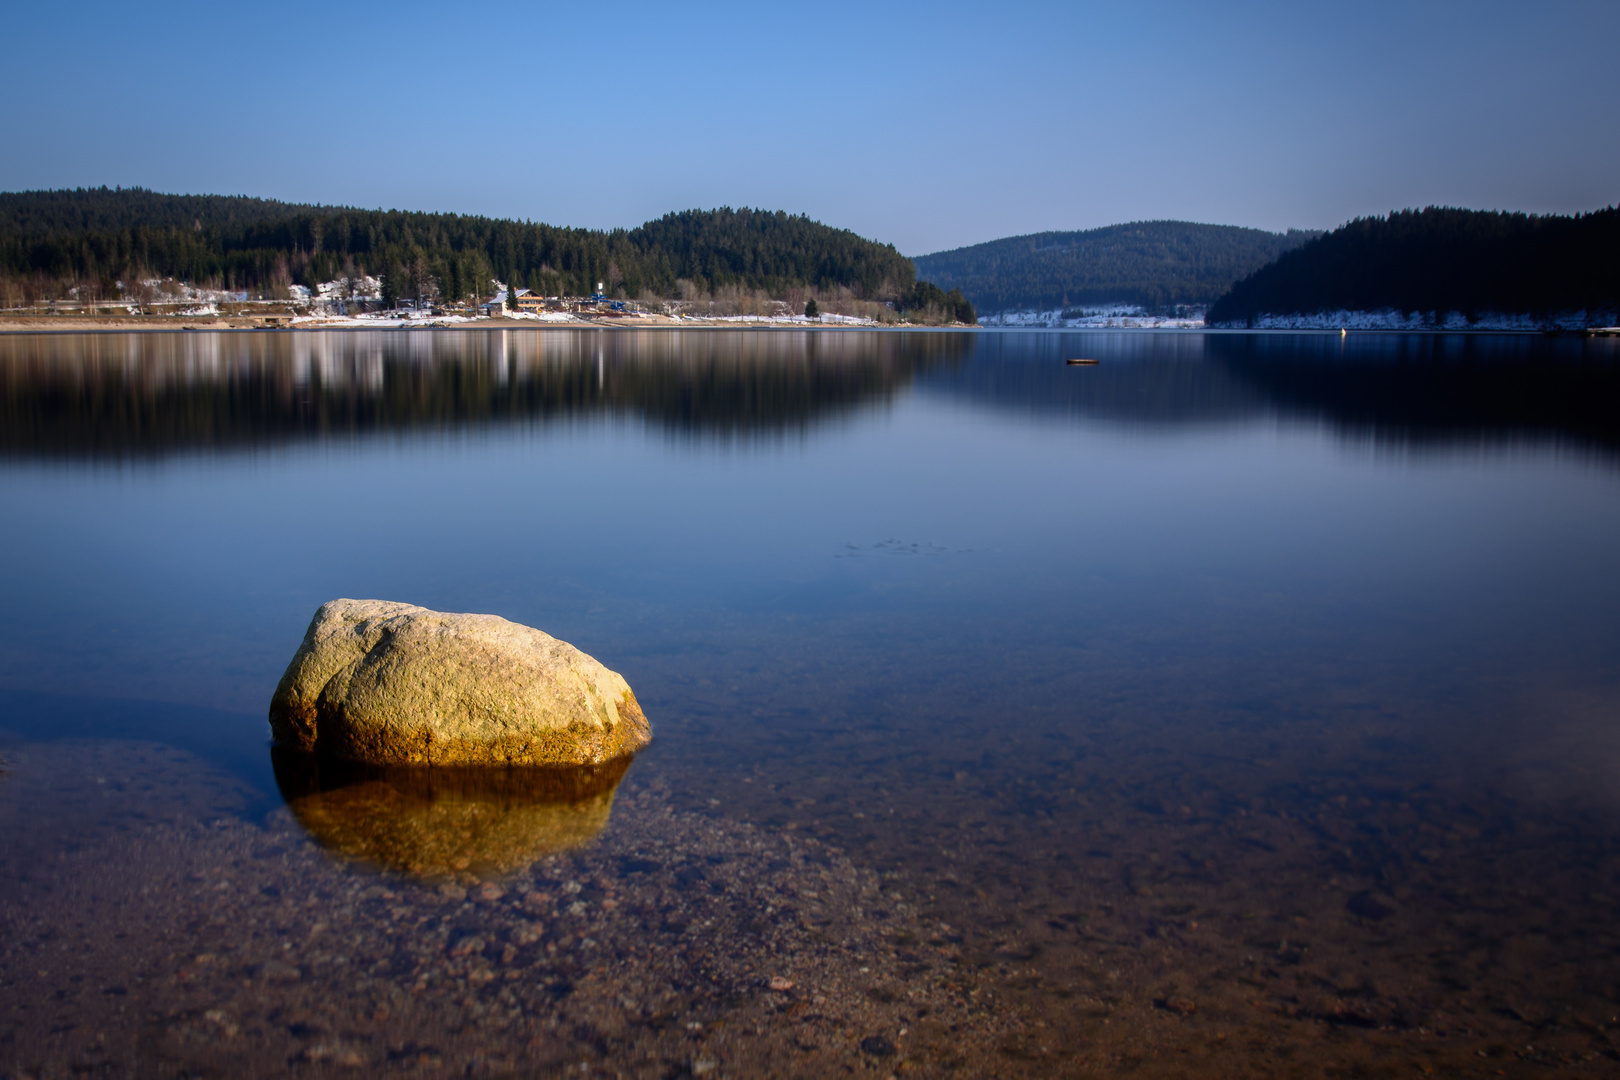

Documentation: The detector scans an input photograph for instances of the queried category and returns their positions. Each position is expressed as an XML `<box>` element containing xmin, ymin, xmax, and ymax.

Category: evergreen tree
<box><xmin>804</xmin><ymin>298</ymin><xmax>819</xmax><ymax>319</ymax></box>
<box><xmin>946</xmin><ymin>288</ymin><xmax>975</xmax><ymax>325</ymax></box>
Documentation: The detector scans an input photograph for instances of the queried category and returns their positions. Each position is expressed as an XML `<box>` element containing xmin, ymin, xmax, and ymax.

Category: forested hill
<box><xmin>912</xmin><ymin>221</ymin><xmax>1319</xmax><ymax>314</ymax></box>
<box><xmin>0</xmin><ymin>188</ymin><xmax>916</xmax><ymax>301</ymax></box>
<box><xmin>0</xmin><ymin>188</ymin><xmax>315</xmax><ymax>236</ymax></box>
<box><xmin>1206</xmin><ymin>206</ymin><xmax>1620</xmax><ymax>327</ymax></box>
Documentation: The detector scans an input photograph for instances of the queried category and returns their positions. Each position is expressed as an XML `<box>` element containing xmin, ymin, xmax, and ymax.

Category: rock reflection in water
<box><xmin>271</xmin><ymin>748</ymin><xmax>631</xmax><ymax>880</ymax></box>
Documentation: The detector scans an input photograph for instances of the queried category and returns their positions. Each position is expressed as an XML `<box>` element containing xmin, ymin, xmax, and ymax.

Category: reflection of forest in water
<box><xmin>1208</xmin><ymin>332</ymin><xmax>1620</xmax><ymax>458</ymax></box>
<box><xmin>0</xmin><ymin>330</ymin><xmax>969</xmax><ymax>458</ymax></box>
<box><xmin>920</xmin><ymin>330</ymin><xmax>1620</xmax><ymax>459</ymax></box>
<box><xmin>5</xmin><ymin>329</ymin><xmax>1616</xmax><ymax>461</ymax></box>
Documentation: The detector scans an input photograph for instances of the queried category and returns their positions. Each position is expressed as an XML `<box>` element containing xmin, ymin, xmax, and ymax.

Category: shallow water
<box><xmin>1</xmin><ymin>328</ymin><xmax>1618</xmax><ymax>1078</ymax></box>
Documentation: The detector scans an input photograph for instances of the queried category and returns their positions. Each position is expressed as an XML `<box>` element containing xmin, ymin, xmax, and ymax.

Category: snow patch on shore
<box><xmin>293</xmin><ymin>312</ymin><xmax>491</xmax><ymax>328</ymax></box>
<box><xmin>314</xmin><ymin>276</ymin><xmax>382</xmax><ymax>302</ymax></box>
<box><xmin>500</xmin><ymin>310</ymin><xmax>579</xmax><ymax>322</ymax></box>
<box><xmin>1220</xmin><ymin>309</ymin><xmax>1616</xmax><ymax>331</ymax></box>
<box><xmin>698</xmin><ymin>313</ymin><xmax>882</xmax><ymax>326</ymax></box>
<box><xmin>984</xmin><ymin>304</ymin><xmax>1619</xmax><ymax>332</ymax></box>
<box><xmin>982</xmin><ymin>305</ymin><xmax>1206</xmax><ymax>329</ymax></box>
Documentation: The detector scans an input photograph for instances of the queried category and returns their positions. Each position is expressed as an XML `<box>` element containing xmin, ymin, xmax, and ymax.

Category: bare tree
<box><xmin>266</xmin><ymin>256</ymin><xmax>295</xmax><ymax>301</ymax></box>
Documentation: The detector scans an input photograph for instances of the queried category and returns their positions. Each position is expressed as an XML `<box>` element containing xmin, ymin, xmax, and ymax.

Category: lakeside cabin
<box><xmin>479</xmin><ymin>289</ymin><xmax>557</xmax><ymax>315</ymax></box>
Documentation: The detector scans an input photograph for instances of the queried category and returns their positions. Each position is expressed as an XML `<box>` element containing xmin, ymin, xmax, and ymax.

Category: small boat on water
<box><xmin>1065</xmin><ymin>357</ymin><xmax>1100</xmax><ymax>366</ymax></box>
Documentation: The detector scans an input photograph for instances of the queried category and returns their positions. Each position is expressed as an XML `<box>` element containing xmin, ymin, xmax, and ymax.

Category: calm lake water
<box><xmin>1</xmin><ymin>328</ymin><xmax>1618</xmax><ymax>1078</ymax></box>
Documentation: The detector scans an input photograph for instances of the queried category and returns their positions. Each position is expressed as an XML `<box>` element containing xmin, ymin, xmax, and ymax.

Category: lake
<box><xmin>1</xmin><ymin>327</ymin><xmax>1617</xmax><ymax>1078</ymax></box>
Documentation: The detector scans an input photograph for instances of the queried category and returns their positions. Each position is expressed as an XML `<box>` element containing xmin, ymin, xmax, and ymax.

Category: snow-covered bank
<box><xmin>981</xmin><ymin>304</ymin><xmax>1620</xmax><ymax>332</ymax></box>
<box><xmin>1213</xmin><ymin>308</ymin><xmax>1618</xmax><ymax>331</ymax></box>
<box><xmin>981</xmin><ymin>305</ymin><xmax>1206</xmax><ymax>329</ymax></box>
<box><xmin>695</xmin><ymin>312</ymin><xmax>882</xmax><ymax>326</ymax></box>
<box><xmin>293</xmin><ymin>313</ymin><xmax>491</xmax><ymax>329</ymax></box>
<box><xmin>283</xmin><ymin>310</ymin><xmax>895</xmax><ymax>330</ymax></box>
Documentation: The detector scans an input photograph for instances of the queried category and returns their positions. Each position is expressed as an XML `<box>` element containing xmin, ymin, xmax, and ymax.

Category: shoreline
<box><xmin>0</xmin><ymin>313</ymin><xmax>981</xmax><ymax>334</ymax></box>
<box><xmin>0</xmin><ymin>317</ymin><xmax>1573</xmax><ymax>336</ymax></box>
<box><xmin>1</xmin><ymin>313</ymin><xmax>1598</xmax><ymax>336</ymax></box>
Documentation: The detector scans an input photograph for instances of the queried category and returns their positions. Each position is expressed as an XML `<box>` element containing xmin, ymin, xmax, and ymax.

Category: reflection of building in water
<box><xmin>271</xmin><ymin>749</ymin><xmax>633</xmax><ymax>881</ymax></box>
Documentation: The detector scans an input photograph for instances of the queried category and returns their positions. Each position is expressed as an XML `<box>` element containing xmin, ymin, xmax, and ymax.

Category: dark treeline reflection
<box><xmin>1207</xmin><ymin>332</ymin><xmax>1620</xmax><ymax>457</ymax></box>
<box><xmin>4</xmin><ymin>329</ymin><xmax>1616</xmax><ymax>461</ymax></box>
<box><xmin>919</xmin><ymin>331</ymin><xmax>1266</xmax><ymax>427</ymax></box>
<box><xmin>920</xmin><ymin>330</ymin><xmax>1620</xmax><ymax>459</ymax></box>
<box><xmin>0</xmin><ymin>329</ymin><xmax>969</xmax><ymax>459</ymax></box>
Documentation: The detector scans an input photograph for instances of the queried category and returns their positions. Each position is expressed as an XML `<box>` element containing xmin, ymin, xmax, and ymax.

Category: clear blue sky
<box><xmin>3</xmin><ymin>0</ymin><xmax>1615</xmax><ymax>255</ymax></box>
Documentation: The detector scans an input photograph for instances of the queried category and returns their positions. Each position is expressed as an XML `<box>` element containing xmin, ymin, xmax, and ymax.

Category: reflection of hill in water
<box><xmin>5</xmin><ymin>329</ymin><xmax>1615</xmax><ymax>461</ymax></box>
<box><xmin>1207</xmin><ymin>333</ymin><xmax>1620</xmax><ymax>459</ymax></box>
<box><xmin>0</xmin><ymin>329</ymin><xmax>968</xmax><ymax>459</ymax></box>
<box><xmin>917</xmin><ymin>332</ymin><xmax>1266</xmax><ymax>427</ymax></box>
<box><xmin>920</xmin><ymin>331</ymin><xmax>1620</xmax><ymax>460</ymax></box>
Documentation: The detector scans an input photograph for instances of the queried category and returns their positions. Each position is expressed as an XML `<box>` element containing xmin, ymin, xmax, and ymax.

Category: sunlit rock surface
<box><xmin>272</xmin><ymin>749</ymin><xmax>631</xmax><ymax>879</ymax></box>
<box><xmin>268</xmin><ymin>599</ymin><xmax>651</xmax><ymax>766</ymax></box>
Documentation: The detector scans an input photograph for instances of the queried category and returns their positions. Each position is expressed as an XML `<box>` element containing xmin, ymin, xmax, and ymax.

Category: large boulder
<box><xmin>269</xmin><ymin>599</ymin><xmax>651</xmax><ymax>765</ymax></box>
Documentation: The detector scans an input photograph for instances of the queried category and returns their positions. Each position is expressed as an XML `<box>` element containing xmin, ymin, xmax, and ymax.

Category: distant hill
<box><xmin>912</xmin><ymin>221</ymin><xmax>1320</xmax><ymax>315</ymax></box>
<box><xmin>1206</xmin><ymin>206</ymin><xmax>1620</xmax><ymax>328</ymax></box>
<box><xmin>0</xmin><ymin>188</ymin><xmax>918</xmax><ymax>304</ymax></box>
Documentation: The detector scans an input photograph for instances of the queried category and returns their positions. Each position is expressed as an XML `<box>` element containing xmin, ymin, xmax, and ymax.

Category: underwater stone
<box><xmin>269</xmin><ymin>599</ymin><xmax>651</xmax><ymax>766</ymax></box>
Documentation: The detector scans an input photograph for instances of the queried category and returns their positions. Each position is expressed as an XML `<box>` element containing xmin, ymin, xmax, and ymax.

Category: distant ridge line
<box><xmin>913</xmin><ymin>220</ymin><xmax>1319</xmax><ymax>315</ymax></box>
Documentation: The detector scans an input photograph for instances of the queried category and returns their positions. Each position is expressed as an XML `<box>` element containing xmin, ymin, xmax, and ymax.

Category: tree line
<box><xmin>913</xmin><ymin>220</ymin><xmax>1320</xmax><ymax>315</ymax></box>
<box><xmin>898</xmin><ymin>280</ymin><xmax>976</xmax><ymax>325</ymax></box>
<box><xmin>1206</xmin><ymin>206</ymin><xmax>1620</xmax><ymax>326</ymax></box>
<box><xmin>0</xmin><ymin>188</ymin><xmax>977</xmax><ymax>322</ymax></box>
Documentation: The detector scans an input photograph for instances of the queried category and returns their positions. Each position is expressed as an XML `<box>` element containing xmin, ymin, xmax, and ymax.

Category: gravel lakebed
<box><xmin>0</xmin><ymin>741</ymin><xmax>1016</xmax><ymax>1079</ymax></box>
<box><xmin>3</xmin><ymin>738</ymin><xmax>1620</xmax><ymax>1078</ymax></box>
